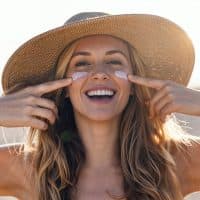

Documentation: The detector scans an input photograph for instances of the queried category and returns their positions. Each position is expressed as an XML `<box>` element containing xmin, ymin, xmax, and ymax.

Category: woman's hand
<box><xmin>0</xmin><ymin>78</ymin><xmax>72</xmax><ymax>130</ymax></box>
<box><xmin>128</xmin><ymin>74</ymin><xmax>200</xmax><ymax>122</ymax></box>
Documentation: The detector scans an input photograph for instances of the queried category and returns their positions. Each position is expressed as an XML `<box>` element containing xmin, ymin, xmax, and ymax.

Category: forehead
<box><xmin>74</xmin><ymin>35</ymin><xmax>129</xmax><ymax>54</ymax></box>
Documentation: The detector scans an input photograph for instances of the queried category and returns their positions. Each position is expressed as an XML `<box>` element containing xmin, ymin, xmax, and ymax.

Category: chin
<box><xmin>87</xmin><ymin>114</ymin><xmax>119</xmax><ymax>122</ymax></box>
<box><xmin>76</xmin><ymin>109</ymin><xmax>122</xmax><ymax>122</ymax></box>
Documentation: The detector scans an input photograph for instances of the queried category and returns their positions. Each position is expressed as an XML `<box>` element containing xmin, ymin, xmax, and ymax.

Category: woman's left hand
<box><xmin>128</xmin><ymin>74</ymin><xmax>200</xmax><ymax>122</ymax></box>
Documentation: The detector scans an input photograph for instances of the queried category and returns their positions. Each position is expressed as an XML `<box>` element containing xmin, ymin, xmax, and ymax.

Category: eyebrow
<box><xmin>106</xmin><ymin>50</ymin><xmax>129</xmax><ymax>60</ymax></box>
<box><xmin>71</xmin><ymin>51</ymin><xmax>91</xmax><ymax>57</ymax></box>
<box><xmin>71</xmin><ymin>50</ymin><xmax>129</xmax><ymax>60</ymax></box>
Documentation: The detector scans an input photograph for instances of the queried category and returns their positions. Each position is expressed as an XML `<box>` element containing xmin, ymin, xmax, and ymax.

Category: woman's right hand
<box><xmin>0</xmin><ymin>78</ymin><xmax>72</xmax><ymax>130</ymax></box>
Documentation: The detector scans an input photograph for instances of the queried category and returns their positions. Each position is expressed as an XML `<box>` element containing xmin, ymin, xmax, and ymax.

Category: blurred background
<box><xmin>0</xmin><ymin>0</ymin><xmax>199</xmax><ymax>199</ymax></box>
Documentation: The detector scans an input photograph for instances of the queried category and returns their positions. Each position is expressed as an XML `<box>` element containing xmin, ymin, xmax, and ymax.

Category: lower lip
<box><xmin>84</xmin><ymin>94</ymin><xmax>116</xmax><ymax>104</ymax></box>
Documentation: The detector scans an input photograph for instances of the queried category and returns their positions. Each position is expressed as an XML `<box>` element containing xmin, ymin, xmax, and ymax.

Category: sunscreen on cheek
<box><xmin>72</xmin><ymin>71</ymin><xmax>89</xmax><ymax>81</ymax></box>
<box><xmin>114</xmin><ymin>70</ymin><xmax>128</xmax><ymax>80</ymax></box>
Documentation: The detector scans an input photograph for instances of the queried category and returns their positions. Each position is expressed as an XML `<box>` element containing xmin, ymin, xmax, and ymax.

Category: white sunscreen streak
<box><xmin>72</xmin><ymin>72</ymin><xmax>88</xmax><ymax>81</ymax></box>
<box><xmin>114</xmin><ymin>70</ymin><xmax>128</xmax><ymax>80</ymax></box>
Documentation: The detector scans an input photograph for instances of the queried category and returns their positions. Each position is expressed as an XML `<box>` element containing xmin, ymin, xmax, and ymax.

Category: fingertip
<box><xmin>69</xmin><ymin>77</ymin><xmax>73</xmax><ymax>82</ymax></box>
<box><xmin>128</xmin><ymin>74</ymin><xmax>134</xmax><ymax>78</ymax></box>
<box><xmin>67</xmin><ymin>76</ymin><xmax>72</xmax><ymax>81</ymax></box>
<box><xmin>127</xmin><ymin>74</ymin><xmax>132</xmax><ymax>78</ymax></box>
<box><xmin>65</xmin><ymin>77</ymin><xmax>73</xmax><ymax>83</ymax></box>
<box><xmin>127</xmin><ymin>74</ymin><xmax>135</xmax><ymax>81</ymax></box>
<box><xmin>128</xmin><ymin>74</ymin><xmax>139</xmax><ymax>80</ymax></box>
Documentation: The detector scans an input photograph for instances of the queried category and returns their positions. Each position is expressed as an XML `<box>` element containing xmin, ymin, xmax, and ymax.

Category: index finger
<box><xmin>127</xmin><ymin>74</ymin><xmax>164</xmax><ymax>90</ymax></box>
<box><xmin>32</xmin><ymin>77</ymin><xmax>73</xmax><ymax>96</ymax></box>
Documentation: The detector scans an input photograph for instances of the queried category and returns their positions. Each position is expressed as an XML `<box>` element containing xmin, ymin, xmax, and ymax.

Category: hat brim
<box><xmin>2</xmin><ymin>14</ymin><xmax>195</xmax><ymax>93</ymax></box>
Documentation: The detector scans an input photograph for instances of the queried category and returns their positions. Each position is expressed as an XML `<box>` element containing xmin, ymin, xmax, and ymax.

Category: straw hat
<box><xmin>1</xmin><ymin>12</ymin><xmax>195</xmax><ymax>94</ymax></box>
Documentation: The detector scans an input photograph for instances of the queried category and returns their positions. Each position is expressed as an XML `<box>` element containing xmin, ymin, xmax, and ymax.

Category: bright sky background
<box><xmin>0</xmin><ymin>0</ymin><xmax>200</xmax><ymax>95</ymax></box>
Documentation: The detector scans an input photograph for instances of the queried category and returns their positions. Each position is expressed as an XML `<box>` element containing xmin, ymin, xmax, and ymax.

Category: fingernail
<box><xmin>65</xmin><ymin>77</ymin><xmax>72</xmax><ymax>82</ymax></box>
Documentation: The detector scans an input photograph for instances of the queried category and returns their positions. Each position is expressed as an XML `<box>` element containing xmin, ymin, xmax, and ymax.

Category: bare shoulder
<box><xmin>0</xmin><ymin>143</ymin><xmax>27</xmax><ymax>168</ymax></box>
<box><xmin>0</xmin><ymin>143</ymin><xmax>34</xmax><ymax>197</ymax></box>
<box><xmin>171</xmin><ymin>136</ymin><xmax>200</xmax><ymax>196</ymax></box>
<box><xmin>0</xmin><ymin>142</ymin><xmax>23</xmax><ymax>156</ymax></box>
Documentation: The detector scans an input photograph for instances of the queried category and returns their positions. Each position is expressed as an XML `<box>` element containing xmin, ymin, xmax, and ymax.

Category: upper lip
<box><xmin>85</xmin><ymin>85</ymin><xmax>117</xmax><ymax>94</ymax></box>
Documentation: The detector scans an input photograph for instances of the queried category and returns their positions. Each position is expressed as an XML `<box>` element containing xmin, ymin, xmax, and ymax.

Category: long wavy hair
<box><xmin>5</xmin><ymin>36</ymin><xmax>197</xmax><ymax>200</ymax></box>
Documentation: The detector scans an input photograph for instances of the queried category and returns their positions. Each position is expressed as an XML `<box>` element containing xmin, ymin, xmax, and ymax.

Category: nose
<box><xmin>90</xmin><ymin>71</ymin><xmax>109</xmax><ymax>80</ymax></box>
<box><xmin>90</xmin><ymin>65</ymin><xmax>110</xmax><ymax>80</ymax></box>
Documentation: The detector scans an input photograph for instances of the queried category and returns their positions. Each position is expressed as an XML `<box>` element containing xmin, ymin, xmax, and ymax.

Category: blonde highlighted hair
<box><xmin>6</xmin><ymin>36</ymin><xmax>196</xmax><ymax>200</ymax></box>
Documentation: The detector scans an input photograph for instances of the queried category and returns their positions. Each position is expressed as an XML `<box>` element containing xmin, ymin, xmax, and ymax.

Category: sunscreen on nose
<box><xmin>114</xmin><ymin>70</ymin><xmax>128</xmax><ymax>80</ymax></box>
<box><xmin>72</xmin><ymin>71</ymin><xmax>88</xmax><ymax>81</ymax></box>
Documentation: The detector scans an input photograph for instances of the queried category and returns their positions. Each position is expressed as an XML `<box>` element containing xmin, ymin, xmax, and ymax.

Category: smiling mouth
<box><xmin>85</xmin><ymin>90</ymin><xmax>116</xmax><ymax>103</ymax></box>
<box><xmin>87</xmin><ymin>95</ymin><xmax>114</xmax><ymax>99</ymax></box>
<box><xmin>84</xmin><ymin>92</ymin><xmax>116</xmax><ymax>103</ymax></box>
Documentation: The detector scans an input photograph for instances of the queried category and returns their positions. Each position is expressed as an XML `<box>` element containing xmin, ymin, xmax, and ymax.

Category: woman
<box><xmin>0</xmin><ymin>12</ymin><xmax>200</xmax><ymax>200</ymax></box>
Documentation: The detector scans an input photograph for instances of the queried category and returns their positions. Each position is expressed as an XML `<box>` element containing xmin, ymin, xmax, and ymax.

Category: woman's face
<box><xmin>66</xmin><ymin>35</ymin><xmax>133</xmax><ymax>121</ymax></box>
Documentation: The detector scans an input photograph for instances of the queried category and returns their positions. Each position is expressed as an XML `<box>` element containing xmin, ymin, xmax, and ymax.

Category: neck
<box><xmin>74</xmin><ymin>112</ymin><xmax>121</xmax><ymax>172</ymax></box>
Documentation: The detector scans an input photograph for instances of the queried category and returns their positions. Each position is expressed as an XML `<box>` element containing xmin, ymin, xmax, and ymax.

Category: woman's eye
<box><xmin>75</xmin><ymin>61</ymin><xmax>90</xmax><ymax>67</ymax></box>
<box><xmin>107</xmin><ymin>60</ymin><xmax>122</xmax><ymax>65</ymax></box>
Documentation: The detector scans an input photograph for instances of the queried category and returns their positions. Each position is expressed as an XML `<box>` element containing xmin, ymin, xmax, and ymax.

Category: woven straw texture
<box><xmin>1</xmin><ymin>14</ymin><xmax>195</xmax><ymax>93</ymax></box>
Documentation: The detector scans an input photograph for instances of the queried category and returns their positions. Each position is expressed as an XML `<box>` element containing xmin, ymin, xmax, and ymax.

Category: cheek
<box><xmin>123</xmin><ymin>82</ymin><xmax>132</xmax><ymax>97</ymax></box>
<box><xmin>114</xmin><ymin>72</ymin><xmax>132</xmax><ymax>94</ymax></box>
<box><xmin>68</xmin><ymin>84</ymin><xmax>79</xmax><ymax>99</ymax></box>
<box><xmin>67</xmin><ymin>79</ymin><xmax>85</xmax><ymax>104</ymax></box>
<box><xmin>117</xmin><ymin>79</ymin><xmax>132</xmax><ymax>105</ymax></box>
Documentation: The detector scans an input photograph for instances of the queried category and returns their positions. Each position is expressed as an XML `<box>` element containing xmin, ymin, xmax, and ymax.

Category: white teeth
<box><xmin>87</xmin><ymin>90</ymin><xmax>114</xmax><ymax>96</ymax></box>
